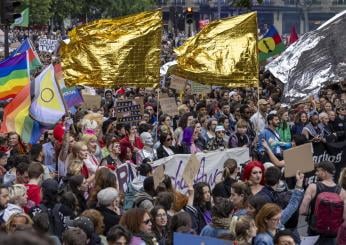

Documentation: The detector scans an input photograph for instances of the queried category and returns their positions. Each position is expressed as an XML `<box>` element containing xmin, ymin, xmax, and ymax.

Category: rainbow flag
<box><xmin>0</xmin><ymin>84</ymin><xmax>42</xmax><ymax>143</ymax></box>
<box><xmin>258</xmin><ymin>25</ymin><xmax>285</xmax><ymax>62</ymax></box>
<box><xmin>1</xmin><ymin>38</ymin><xmax>42</xmax><ymax>71</ymax></box>
<box><xmin>0</xmin><ymin>52</ymin><xmax>30</xmax><ymax>100</ymax></box>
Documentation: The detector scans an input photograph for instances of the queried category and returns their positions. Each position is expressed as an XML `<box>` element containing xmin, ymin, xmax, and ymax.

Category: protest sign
<box><xmin>283</xmin><ymin>143</ymin><xmax>314</xmax><ymax>178</ymax></box>
<box><xmin>153</xmin><ymin>164</ymin><xmax>165</xmax><ymax>189</ymax></box>
<box><xmin>160</xmin><ymin>97</ymin><xmax>178</xmax><ymax>116</ymax></box>
<box><xmin>170</xmin><ymin>75</ymin><xmax>187</xmax><ymax>91</ymax></box>
<box><xmin>38</xmin><ymin>38</ymin><xmax>58</xmax><ymax>53</ymax></box>
<box><xmin>303</xmin><ymin>140</ymin><xmax>346</xmax><ymax>186</ymax></box>
<box><xmin>301</xmin><ymin>236</ymin><xmax>319</xmax><ymax>245</ymax></box>
<box><xmin>182</xmin><ymin>154</ymin><xmax>201</xmax><ymax>186</ymax></box>
<box><xmin>80</xmin><ymin>93</ymin><xmax>101</xmax><ymax>111</ymax></box>
<box><xmin>62</xmin><ymin>87</ymin><xmax>84</xmax><ymax>109</ymax></box>
<box><xmin>116</xmin><ymin>98</ymin><xmax>144</xmax><ymax>124</ymax></box>
<box><xmin>116</xmin><ymin>148</ymin><xmax>249</xmax><ymax>193</ymax></box>
<box><xmin>174</xmin><ymin>232</ymin><xmax>232</xmax><ymax>245</ymax></box>
<box><xmin>191</xmin><ymin>81</ymin><xmax>212</xmax><ymax>94</ymax></box>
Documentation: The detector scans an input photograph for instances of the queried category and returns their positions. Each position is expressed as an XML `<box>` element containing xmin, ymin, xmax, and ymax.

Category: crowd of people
<box><xmin>0</xmin><ymin>26</ymin><xmax>345</xmax><ymax>245</ymax></box>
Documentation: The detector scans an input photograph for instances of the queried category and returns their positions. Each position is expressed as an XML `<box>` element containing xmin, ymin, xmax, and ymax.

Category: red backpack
<box><xmin>313</xmin><ymin>183</ymin><xmax>344</xmax><ymax>236</ymax></box>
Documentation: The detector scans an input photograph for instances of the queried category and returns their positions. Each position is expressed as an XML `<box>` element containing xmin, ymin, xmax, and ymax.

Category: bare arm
<box><xmin>340</xmin><ymin>189</ymin><xmax>346</xmax><ymax>220</ymax></box>
<box><xmin>299</xmin><ymin>183</ymin><xmax>316</xmax><ymax>215</ymax></box>
<box><xmin>262</xmin><ymin>139</ymin><xmax>285</xmax><ymax>168</ymax></box>
<box><xmin>59</xmin><ymin>131</ymin><xmax>70</xmax><ymax>162</ymax></box>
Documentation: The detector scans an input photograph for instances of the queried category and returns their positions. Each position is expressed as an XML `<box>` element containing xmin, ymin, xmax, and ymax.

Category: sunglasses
<box><xmin>143</xmin><ymin>219</ymin><xmax>152</xmax><ymax>225</ymax></box>
<box><xmin>166</xmin><ymin>138</ymin><xmax>172</xmax><ymax>141</ymax></box>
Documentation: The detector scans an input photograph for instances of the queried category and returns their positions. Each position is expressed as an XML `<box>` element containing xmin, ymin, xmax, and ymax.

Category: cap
<box><xmin>316</xmin><ymin>161</ymin><xmax>336</xmax><ymax>175</ymax></box>
<box><xmin>97</xmin><ymin>187</ymin><xmax>118</xmax><ymax>206</ymax></box>
<box><xmin>215</xmin><ymin>125</ymin><xmax>225</xmax><ymax>132</ymax></box>
<box><xmin>229</xmin><ymin>91</ymin><xmax>238</xmax><ymax>97</ymax></box>
<box><xmin>258</xmin><ymin>99</ymin><xmax>268</xmax><ymax>105</ymax></box>
<box><xmin>67</xmin><ymin>216</ymin><xmax>94</xmax><ymax>238</ymax></box>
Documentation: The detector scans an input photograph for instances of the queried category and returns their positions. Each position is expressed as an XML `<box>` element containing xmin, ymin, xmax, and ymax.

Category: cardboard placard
<box><xmin>283</xmin><ymin>143</ymin><xmax>315</xmax><ymax>178</ymax></box>
<box><xmin>160</xmin><ymin>97</ymin><xmax>178</xmax><ymax>116</ymax></box>
<box><xmin>191</xmin><ymin>81</ymin><xmax>211</xmax><ymax>95</ymax></box>
<box><xmin>153</xmin><ymin>164</ymin><xmax>165</xmax><ymax>189</ymax></box>
<box><xmin>182</xmin><ymin>154</ymin><xmax>201</xmax><ymax>186</ymax></box>
<box><xmin>80</xmin><ymin>93</ymin><xmax>101</xmax><ymax>110</ymax></box>
<box><xmin>170</xmin><ymin>75</ymin><xmax>187</xmax><ymax>91</ymax></box>
<box><xmin>116</xmin><ymin>98</ymin><xmax>144</xmax><ymax>124</ymax></box>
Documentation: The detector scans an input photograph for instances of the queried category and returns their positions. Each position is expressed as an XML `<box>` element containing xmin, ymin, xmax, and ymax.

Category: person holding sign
<box><xmin>185</xmin><ymin>182</ymin><xmax>212</xmax><ymax>234</ymax></box>
<box><xmin>120</xmin><ymin>124</ymin><xmax>144</xmax><ymax>156</ymax></box>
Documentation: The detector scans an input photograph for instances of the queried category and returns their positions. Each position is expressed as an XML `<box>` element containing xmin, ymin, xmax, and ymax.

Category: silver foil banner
<box><xmin>266</xmin><ymin>10</ymin><xmax>346</xmax><ymax>104</ymax></box>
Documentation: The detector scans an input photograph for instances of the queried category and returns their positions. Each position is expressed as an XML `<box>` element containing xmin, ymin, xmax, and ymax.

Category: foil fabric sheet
<box><xmin>60</xmin><ymin>10</ymin><xmax>162</xmax><ymax>88</ymax></box>
<box><xmin>172</xmin><ymin>12</ymin><xmax>259</xmax><ymax>88</ymax></box>
<box><xmin>266</xmin><ymin>10</ymin><xmax>346</xmax><ymax>104</ymax></box>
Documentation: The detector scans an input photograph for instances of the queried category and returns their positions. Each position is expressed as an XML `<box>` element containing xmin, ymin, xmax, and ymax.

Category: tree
<box><xmin>24</xmin><ymin>0</ymin><xmax>53</xmax><ymax>25</ymax></box>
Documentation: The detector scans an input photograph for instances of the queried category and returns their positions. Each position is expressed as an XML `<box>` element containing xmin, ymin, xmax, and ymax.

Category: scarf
<box><xmin>134</xmin><ymin>232</ymin><xmax>158</xmax><ymax>245</ymax></box>
<box><xmin>212</xmin><ymin>216</ymin><xmax>232</xmax><ymax>229</ymax></box>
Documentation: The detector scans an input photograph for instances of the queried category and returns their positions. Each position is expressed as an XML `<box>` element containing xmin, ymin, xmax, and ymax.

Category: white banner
<box><xmin>38</xmin><ymin>38</ymin><xmax>58</xmax><ymax>53</ymax></box>
<box><xmin>116</xmin><ymin>148</ymin><xmax>250</xmax><ymax>193</ymax></box>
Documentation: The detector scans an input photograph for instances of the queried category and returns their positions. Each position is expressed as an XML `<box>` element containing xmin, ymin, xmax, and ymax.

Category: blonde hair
<box><xmin>68</xmin><ymin>159</ymin><xmax>84</xmax><ymax>176</ymax></box>
<box><xmin>8</xmin><ymin>184</ymin><xmax>26</xmax><ymax>204</ymax></box>
<box><xmin>5</xmin><ymin>213</ymin><xmax>33</xmax><ymax>233</ymax></box>
<box><xmin>339</xmin><ymin>167</ymin><xmax>346</xmax><ymax>190</ymax></box>
<box><xmin>81</xmin><ymin>134</ymin><xmax>97</xmax><ymax>145</ymax></box>
<box><xmin>236</xmin><ymin>119</ymin><xmax>247</xmax><ymax>129</ymax></box>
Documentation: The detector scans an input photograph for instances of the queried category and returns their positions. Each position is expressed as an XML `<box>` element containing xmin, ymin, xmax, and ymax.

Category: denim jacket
<box><xmin>280</xmin><ymin>189</ymin><xmax>304</xmax><ymax>226</ymax></box>
<box><xmin>254</xmin><ymin>232</ymin><xmax>274</xmax><ymax>245</ymax></box>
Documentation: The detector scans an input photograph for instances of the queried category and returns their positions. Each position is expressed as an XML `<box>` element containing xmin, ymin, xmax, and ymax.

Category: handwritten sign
<box><xmin>170</xmin><ymin>75</ymin><xmax>187</xmax><ymax>91</ymax></box>
<box><xmin>191</xmin><ymin>81</ymin><xmax>211</xmax><ymax>95</ymax></box>
<box><xmin>38</xmin><ymin>38</ymin><xmax>58</xmax><ymax>53</ymax></box>
<box><xmin>283</xmin><ymin>143</ymin><xmax>314</xmax><ymax>178</ymax></box>
<box><xmin>182</xmin><ymin>154</ymin><xmax>201</xmax><ymax>186</ymax></box>
<box><xmin>160</xmin><ymin>97</ymin><xmax>178</xmax><ymax>116</ymax></box>
<box><xmin>80</xmin><ymin>93</ymin><xmax>101</xmax><ymax>111</ymax></box>
<box><xmin>116</xmin><ymin>98</ymin><xmax>144</xmax><ymax>124</ymax></box>
<box><xmin>116</xmin><ymin>148</ymin><xmax>250</xmax><ymax>193</ymax></box>
<box><xmin>153</xmin><ymin>165</ymin><xmax>165</xmax><ymax>189</ymax></box>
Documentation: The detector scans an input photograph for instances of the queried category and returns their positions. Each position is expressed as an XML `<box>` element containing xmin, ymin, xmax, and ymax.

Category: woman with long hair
<box><xmin>212</xmin><ymin>159</ymin><xmax>238</xmax><ymax>198</ymax></box>
<box><xmin>230</xmin><ymin>182</ymin><xmax>252</xmax><ymax>217</ymax></box>
<box><xmin>67</xmin><ymin>142</ymin><xmax>90</xmax><ymax>179</ymax></box>
<box><xmin>87</xmin><ymin>167</ymin><xmax>117</xmax><ymax>208</ymax></box>
<box><xmin>254</xmin><ymin>203</ymin><xmax>282</xmax><ymax>245</ymax></box>
<box><xmin>200</xmin><ymin>197</ymin><xmax>234</xmax><ymax>238</ymax></box>
<box><xmin>5</xmin><ymin>213</ymin><xmax>33</xmax><ymax>233</ymax></box>
<box><xmin>241</xmin><ymin>161</ymin><xmax>264</xmax><ymax>195</ymax></box>
<box><xmin>234</xmin><ymin>216</ymin><xmax>257</xmax><ymax>245</ymax></box>
<box><xmin>185</xmin><ymin>182</ymin><xmax>212</xmax><ymax>234</ymax></box>
<box><xmin>277</xmin><ymin>108</ymin><xmax>291</xmax><ymax>143</ymax></box>
<box><xmin>291</xmin><ymin>111</ymin><xmax>308</xmax><ymax>135</ymax></box>
<box><xmin>167</xmin><ymin>212</ymin><xmax>194</xmax><ymax>245</ymax></box>
<box><xmin>174</xmin><ymin>112</ymin><xmax>194</xmax><ymax>146</ymax></box>
<box><xmin>80</xmin><ymin>134</ymin><xmax>101</xmax><ymax>175</ymax></box>
<box><xmin>120</xmin><ymin>208</ymin><xmax>158</xmax><ymax>245</ymax></box>
<box><xmin>181</xmin><ymin>126</ymin><xmax>202</xmax><ymax>154</ymax></box>
<box><xmin>150</xmin><ymin>206</ymin><xmax>169</xmax><ymax>245</ymax></box>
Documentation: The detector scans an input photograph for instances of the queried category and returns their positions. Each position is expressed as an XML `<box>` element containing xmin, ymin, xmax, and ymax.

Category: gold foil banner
<box><xmin>172</xmin><ymin>12</ymin><xmax>259</xmax><ymax>88</ymax></box>
<box><xmin>60</xmin><ymin>10</ymin><xmax>162</xmax><ymax>88</ymax></box>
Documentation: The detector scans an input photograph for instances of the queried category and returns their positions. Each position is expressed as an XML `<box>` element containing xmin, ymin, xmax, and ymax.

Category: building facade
<box><xmin>157</xmin><ymin>0</ymin><xmax>346</xmax><ymax>35</ymax></box>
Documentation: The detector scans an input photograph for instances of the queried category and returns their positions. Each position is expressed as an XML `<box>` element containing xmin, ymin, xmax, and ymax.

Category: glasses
<box><xmin>143</xmin><ymin>219</ymin><xmax>152</xmax><ymax>225</ymax></box>
<box><xmin>166</xmin><ymin>138</ymin><xmax>172</xmax><ymax>141</ymax></box>
<box><xmin>156</xmin><ymin>213</ymin><xmax>167</xmax><ymax>218</ymax></box>
<box><xmin>340</xmin><ymin>108</ymin><xmax>346</xmax><ymax>111</ymax></box>
<box><xmin>244</xmin><ymin>111</ymin><xmax>251</xmax><ymax>114</ymax></box>
<box><xmin>270</xmin><ymin>217</ymin><xmax>281</xmax><ymax>222</ymax></box>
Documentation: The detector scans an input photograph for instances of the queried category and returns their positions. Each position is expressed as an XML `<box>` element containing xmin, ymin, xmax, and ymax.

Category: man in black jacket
<box><xmin>96</xmin><ymin>187</ymin><xmax>121</xmax><ymax>235</ymax></box>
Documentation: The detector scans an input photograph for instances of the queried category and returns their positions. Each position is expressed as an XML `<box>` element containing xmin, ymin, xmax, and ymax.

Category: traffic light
<box><xmin>185</xmin><ymin>7</ymin><xmax>193</xmax><ymax>24</ymax></box>
<box><xmin>0</xmin><ymin>0</ymin><xmax>23</xmax><ymax>24</ymax></box>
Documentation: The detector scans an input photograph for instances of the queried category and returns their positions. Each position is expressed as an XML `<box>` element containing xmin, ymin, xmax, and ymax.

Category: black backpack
<box><xmin>39</xmin><ymin>203</ymin><xmax>64</xmax><ymax>238</ymax></box>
